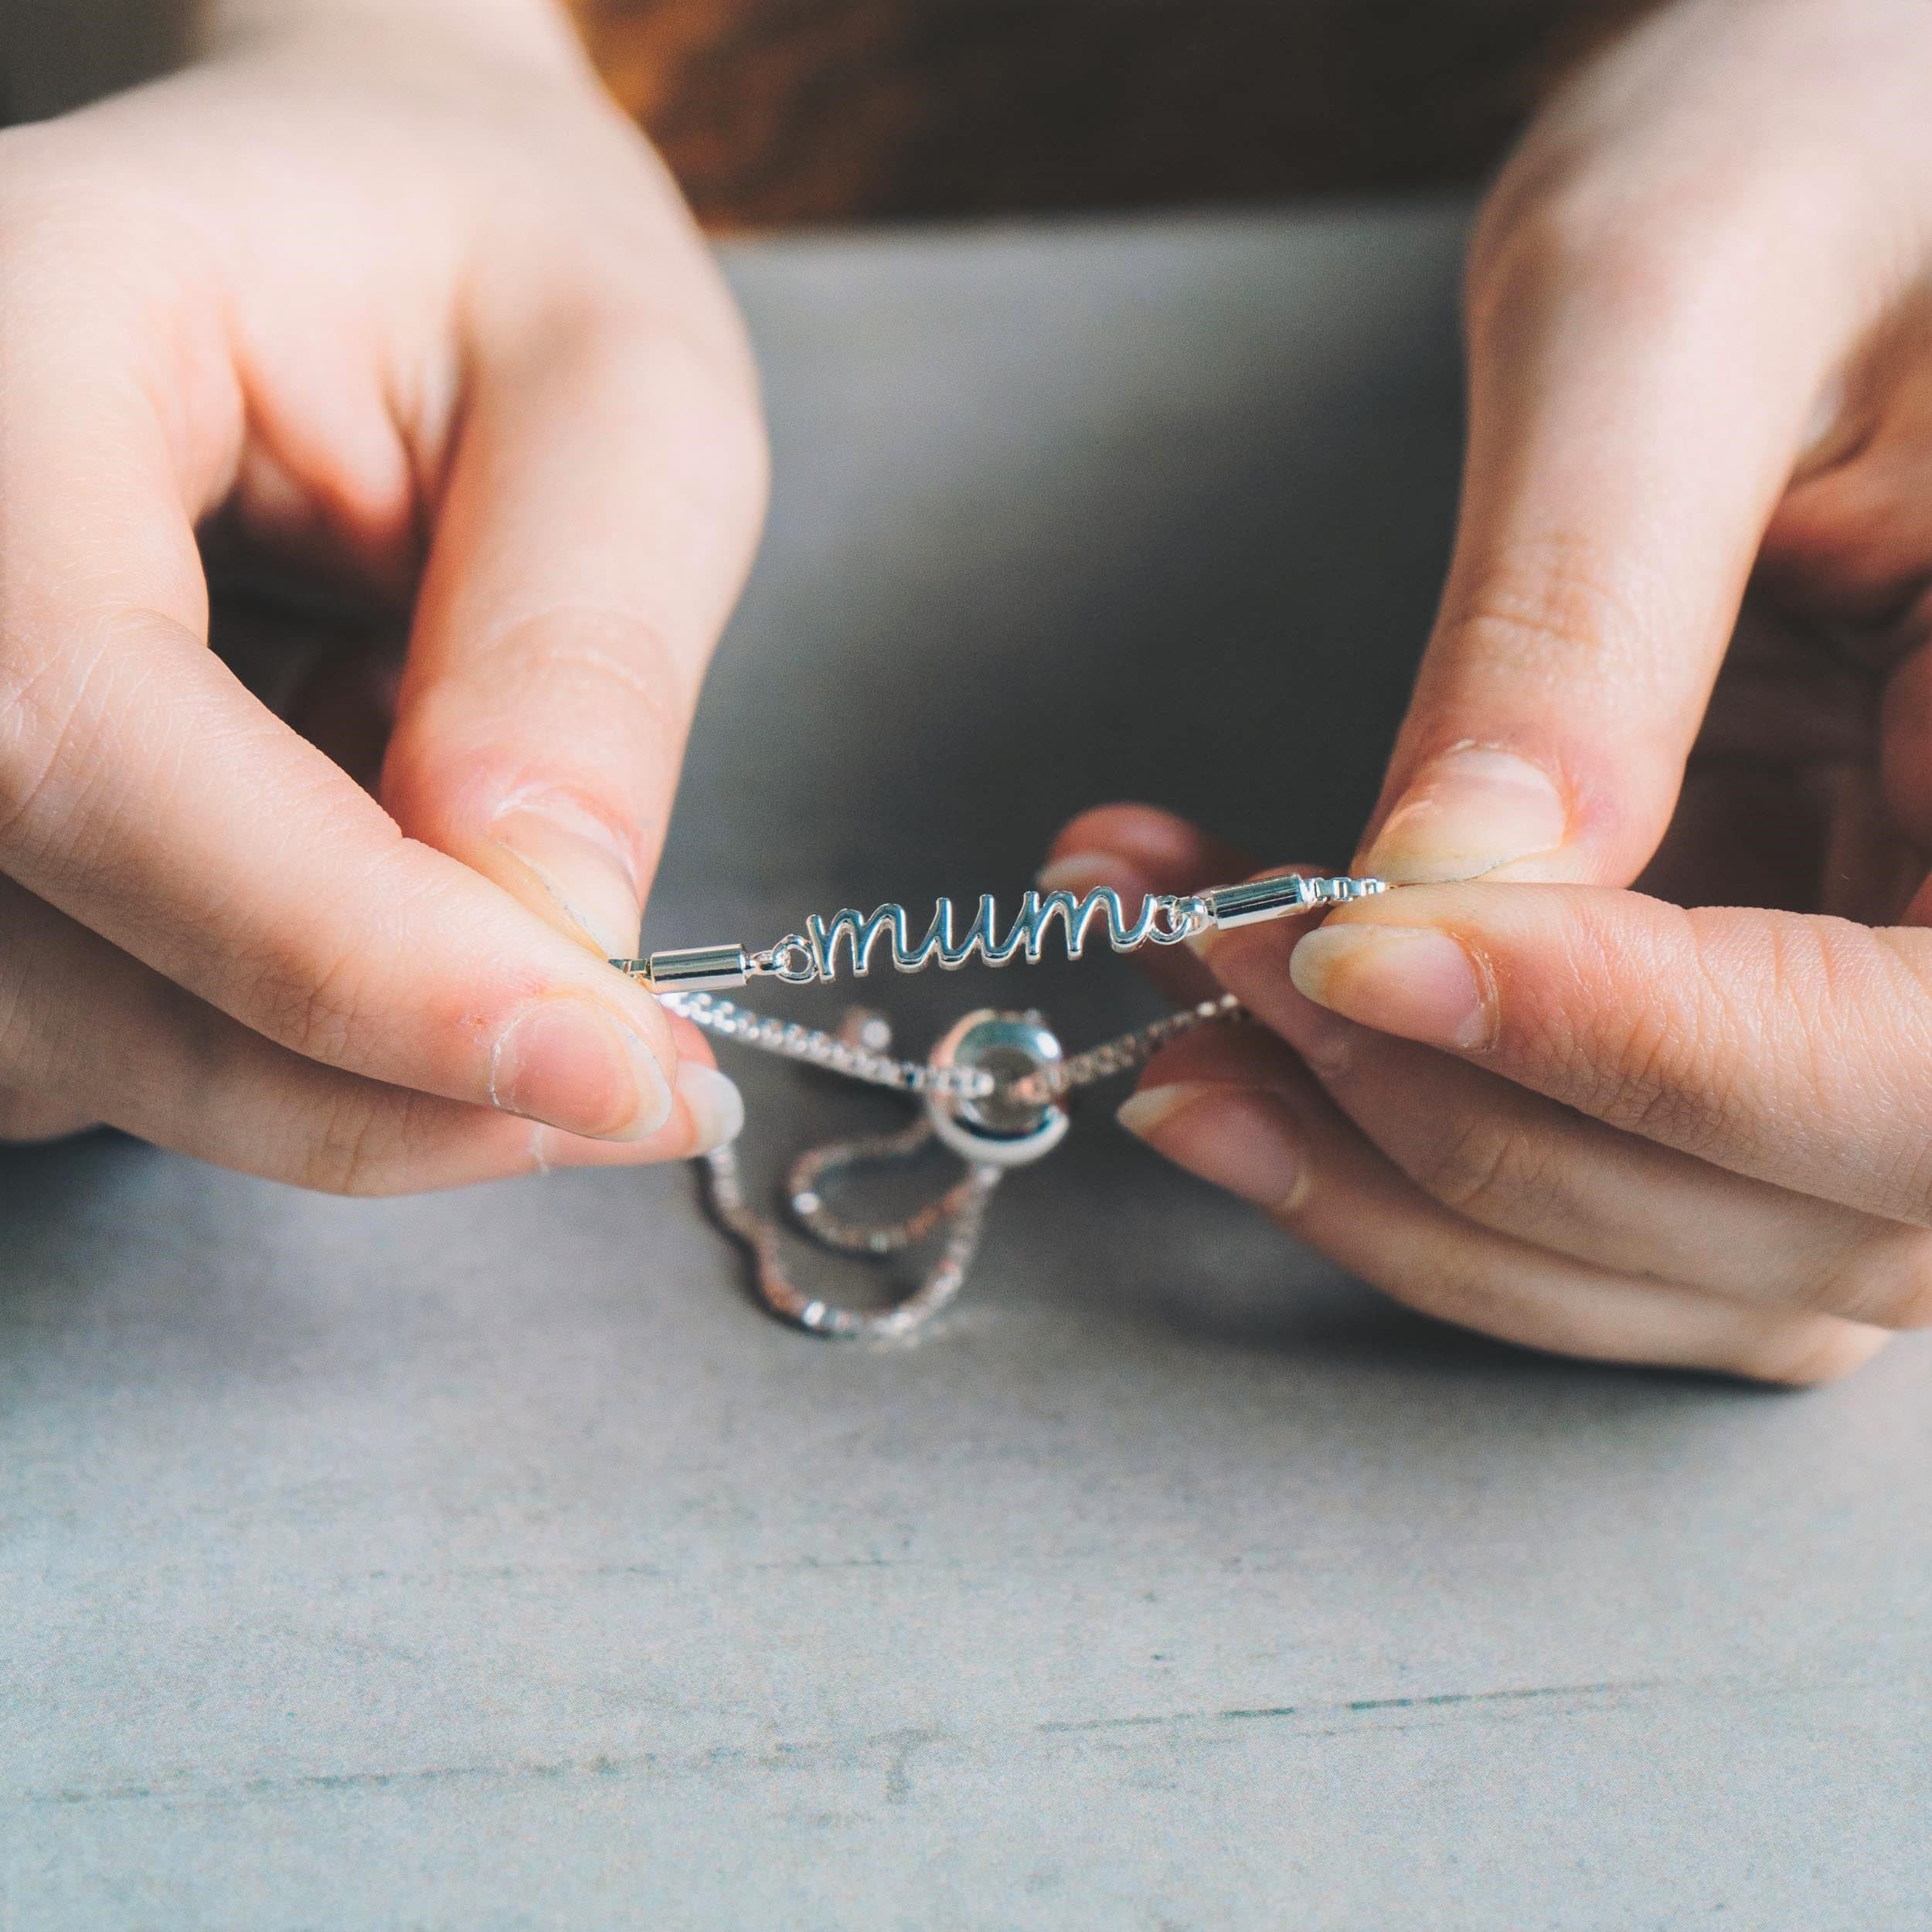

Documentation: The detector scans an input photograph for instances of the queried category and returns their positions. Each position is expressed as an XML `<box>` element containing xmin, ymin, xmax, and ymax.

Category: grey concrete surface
<box><xmin>3</xmin><ymin>206</ymin><xmax>1930</xmax><ymax>1930</ymax></box>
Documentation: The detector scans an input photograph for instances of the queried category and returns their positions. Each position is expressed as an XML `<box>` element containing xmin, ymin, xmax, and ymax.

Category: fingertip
<box><xmin>1737</xmin><ymin>1319</ymin><xmax>1892</xmax><ymax>1389</ymax></box>
<box><xmin>1115</xmin><ymin>1080</ymin><xmax>1206</xmax><ymax>1144</ymax></box>
<box><xmin>666</xmin><ymin>1009</ymin><xmax>716</xmax><ymax>1068</ymax></box>
<box><xmin>1117</xmin><ymin>1076</ymin><xmax>1311</xmax><ymax>1215</ymax></box>
<box><xmin>1046</xmin><ymin>802</ymin><xmax>1238</xmax><ymax>881</ymax></box>
<box><xmin>674</xmin><ymin>1060</ymin><xmax>743</xmax><ymax>1155</ymax></box>
<box><xmin>488</xmin><ymin>974</ymin><xmax>699</xmax><ymax>1143</ymax></box>
<box><xmin>1288</xmin><ymin>923</ymin><xmax>1497</xmax><ymax>1053</ymax></box>
<box><xmin>1036</xmin><ymin>849</ymin><xmax>1151</xmax><ymax>897</ymax></box>
<box><xmin>527</xmin><ymin>1058</ymin><xmax>742</xmax><ymax>1168</ymax></box>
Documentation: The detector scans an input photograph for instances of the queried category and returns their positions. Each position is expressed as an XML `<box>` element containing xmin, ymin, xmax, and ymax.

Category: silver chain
<box><xmin>660</xmin><ymin>987</ymin><xmax>1243</xmax><ymax>1104</ymax></box>
<box><xmin>1009</xmin><ymin>993</ymin><xmax>1244</xmax><ymax>1104</ymax></box>
<box><xmin>637</xmin><ymin>874</ymin><xmax>1389</xmax><ymax>1344</ymax></box>
<box><xmin>659</xmin><ymin>992</ymin><xmax>997</xmax><ymax>1098</ymax></box>
<box><xmin>665</xmin><ymin>988</ymin><xmax>1247</xmax><ymax>1344</ymax></box>
<box><xmin>700</xmin><ymin>1132</ymin><xmax>999</xmax><ymax>1342</ymax></box>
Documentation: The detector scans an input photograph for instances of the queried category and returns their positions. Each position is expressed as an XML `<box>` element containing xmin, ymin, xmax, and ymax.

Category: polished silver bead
<box><xmin>923</xmin><ymin>1009</ymin><xmax>1071</xmax><ymax>1168</ymax></box>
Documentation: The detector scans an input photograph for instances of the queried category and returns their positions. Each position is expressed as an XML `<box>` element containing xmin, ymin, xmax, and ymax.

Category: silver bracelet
<box><xmin>614</xmin><ymin>874</ymin><xmax>1386</xmax><ymax>1342</ymax></box>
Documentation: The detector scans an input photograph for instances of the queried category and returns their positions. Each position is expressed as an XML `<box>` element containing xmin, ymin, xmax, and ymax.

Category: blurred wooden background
<box><xmin>566</xmin><ymin>0</ymin><xmax>1658</xmax><ymax>229</ymax></box>
<box><xmin>2</xmin><ymin>2</ymin><xmax>1658</xmax><ymax>226</ymax></box>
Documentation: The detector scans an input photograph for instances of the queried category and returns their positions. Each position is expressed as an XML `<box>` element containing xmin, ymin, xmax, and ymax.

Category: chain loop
<box><xmin>1145</xmin><ymin>893</ymin><xmax>1212</xmax><ymax>944</ymax></box>
<box><xmin>751</xmin><ymin>934</ymin><xmax>817</xmax><ymax>984</ymax></box>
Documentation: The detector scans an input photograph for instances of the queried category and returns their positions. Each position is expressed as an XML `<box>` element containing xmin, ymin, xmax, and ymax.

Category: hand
<box><xmin>0</xmin><ymin>0</ymin><xmax>765</xmax><ymax>1189</ymax></box>
<box><xmin>1049</xmin><ymin>0</ymin><xmax>1932</xmax><ymax>1382</ymax></box>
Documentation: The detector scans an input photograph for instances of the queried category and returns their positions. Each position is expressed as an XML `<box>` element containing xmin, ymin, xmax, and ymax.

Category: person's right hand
<box><xmin>0</xmin><ymin>1</ymin><xmax>766</xmax><ymax>1190</ymax></box>
<box><xmin>1049</xmin><ymin>0</ymin><xmax>1932</xmax><ymax>1384</ymax></box>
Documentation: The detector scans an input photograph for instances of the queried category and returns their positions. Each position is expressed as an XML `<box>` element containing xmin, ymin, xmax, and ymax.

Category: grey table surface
<box><xmin>4</xmin><ymin>203</ymin><xmax>1930</xmax><ymax>1932</ymax></box>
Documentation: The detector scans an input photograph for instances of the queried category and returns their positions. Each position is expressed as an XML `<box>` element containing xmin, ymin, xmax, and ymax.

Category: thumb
<box><xmin>383</xmin><ymin>262</ymin><xmax>764</xmax><ymax>966</ymax></box>
<box><xmin>1361</xmin><ymin>186</ymin><xmax>1855</xmax><ymax>889</ymax></box>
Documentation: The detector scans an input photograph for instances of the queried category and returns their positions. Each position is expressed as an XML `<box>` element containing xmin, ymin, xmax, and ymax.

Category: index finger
<box><xmin>0</xmin><ymin>283</ymin><xmax>691</xmax><ymax>1144</ymax></box>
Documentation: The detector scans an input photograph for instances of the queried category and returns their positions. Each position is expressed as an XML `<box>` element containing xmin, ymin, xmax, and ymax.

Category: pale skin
<box><xmin>1049</xmin><ymin>0</ymin><xmax>1932</xmax><ymax>1382</ymax></box>
<box><xmin>7</xmin><ymin>0</ymin><xmax>1930</xmax><ymax>1382</ymax></box>
<box><xmin>0</xmin><ymin>0</ymin><xmax>767</xmax><ymax>1188</ymax></box>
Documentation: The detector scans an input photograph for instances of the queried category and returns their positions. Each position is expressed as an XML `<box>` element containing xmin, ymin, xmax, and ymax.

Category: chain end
<box><xmin>1202</xmin><ymin>874</ymin><xmax>1388</xmax><ymax>930</ymax></box>
<box><xmin>610</xmin><ymin>944</ymin><xmax>750</xmax><ymax>992</ymax></box>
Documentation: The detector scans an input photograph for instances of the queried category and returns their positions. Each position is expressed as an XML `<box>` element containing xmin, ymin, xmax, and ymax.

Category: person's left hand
<box><xmin>0</xmin><ymin>2</ymin><xmax>766</xmax><ymax>1190</ymax></box>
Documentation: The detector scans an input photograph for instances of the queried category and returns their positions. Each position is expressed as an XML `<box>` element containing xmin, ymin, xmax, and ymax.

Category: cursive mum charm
<box><xmin>611</xmin><ymin>873</ymin><xmax>1386</xmax><ymax>995</ymax></box>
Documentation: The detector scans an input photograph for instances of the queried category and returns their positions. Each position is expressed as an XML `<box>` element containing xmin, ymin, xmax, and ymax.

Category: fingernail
<box><xmin>1037</xmin><ymin>852</ymin><xmax>1138</xmax><ymax>895</ymax></box>
<box><xmin>1365</xmin><ymin>746</ymin><xmax>1566</xmax><ymax>883</ymax></box>
<box><xmin>491</xmin><ymin>998</ymin><xmax>675</xmax><ymax>1141</ymax></box>
<box><xmin>675</xmin><ymin>1061</ymin><xmax>744</xmax><ymax>1155</ymax></box>
<box><xmin>1117</xmin><ymin>1080</ymin><xmax>1308</xmax><ymax>1213</ymax></box>
<box><xmin>492</xmin><ymin>789</ymin><xmax>642</xmax><ymax>960</ymax></box>
<box><xmin>1289</xmin><ymin>924</ymin><xmax>1494</xmax><ymax>1051</ymax></box>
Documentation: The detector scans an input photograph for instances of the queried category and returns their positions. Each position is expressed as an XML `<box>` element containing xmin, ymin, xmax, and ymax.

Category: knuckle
<box><xmin>0</xmin><ymin>638</ymin><xmax>122</xmax><ymax>878</ymax></box>
<box><xmin>519</xmin><ymin>270</ymin><xmax>768</xmax><ymax>508</ymax></box>
<box><xmin>474</xmin><ymin>604</ymin><xmax>692</xmax><ymax>759</ymax></box>
<box><xmin>0</xmin><ymin>964</ymin><xmax>36</xmax><ymax>1087</ymax></box>
<box><xmin>1468</xmin><ymin>131</ymin><xmax>1841</xmax><ymax>362</ymax></box>
<box><xmin>224</xmin><ymin>833</ymin><xmax>422</xmax><ymax>1073</ymax></box>
<box><xmin>538</xmin><ymin>253</ymin><xmax>760</xmax><ymax>402</ymax></box>
<box><xmin>1464</xmin><ymin>141</ymin><xmax>1830</xmax><ymax>371</ymax></box>
<box><xmin>573</xmin><ymin>223</ymin><xmax>758</xmax><ymax>372</ymax></box>
<box><xmin>1379</xmin><ymin>1245</ymin><xmax>1536</xmax><ymax>1347</ymax></box>
<box><xmin>0</xmin><ymin>131</ymin><xmax>94</xmax><ymax>253</ymax></box>
<box><xmin>0</xmin><ymin>617</ymin><xmax>207</xmax><ymax>894</ymax></box>
<box><xmin>0</xmin><ymin>920</ymin><xmax>60</xmax><ymax>1095</ymax></box>
<box><xmin>1554</xmin><ymin>911</ymin><xmax>1932</xmax><ymax>1199</ymax></box>
<box><xmin>1434</xmin><ymin>539</ymin><xmax>1667</xmax><ymax>696</ymax></box>
<box><xmin>230</xmin><ymin>881</ymin><xmax>389</xmax><ymax>1074</ymax></box>
<box><xmin>1468</xmin><ymin>176</ymin><xmax>1696</xmax><ymax>336</ymax></box>
<box><xmin>1589</xmin><ymin>1000</ymin><xmax>1728</xmax><ymax>1155</ymax></box>
<box><xmin>248</xmin><ymin>937</ymin><xmax>372</xmax><ymax>1071</ymax></box>
<box><xmin>1542</xmin><ymin>906</ymin><xmax>1739</xmax><ymax>1158</ymax></box>
<box><xmin>299</xmin><ymin>1087</ymin><xmax>521</xmax><ymax>1198</ymax></box>
<box><xmin>0</xmin><ymin>139</ymin><xmax>167</xmax><ymax>328</ymax></box>
<box><xmin>1413</xmin><ymin>1111</ymin><xmax>1576</xmax><ymax>1236</ymax></box>
<box><xmin>1611</xmin><ymin>916</ymin><xmax>1900</xmax><ymax>1179</ymax></box>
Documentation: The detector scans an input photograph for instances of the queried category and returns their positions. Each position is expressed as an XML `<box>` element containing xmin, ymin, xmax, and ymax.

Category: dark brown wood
<box><xmin>570</xmin><ymin>0</ymin><xmax>1659</xmax><ymax>230</ymax></box>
